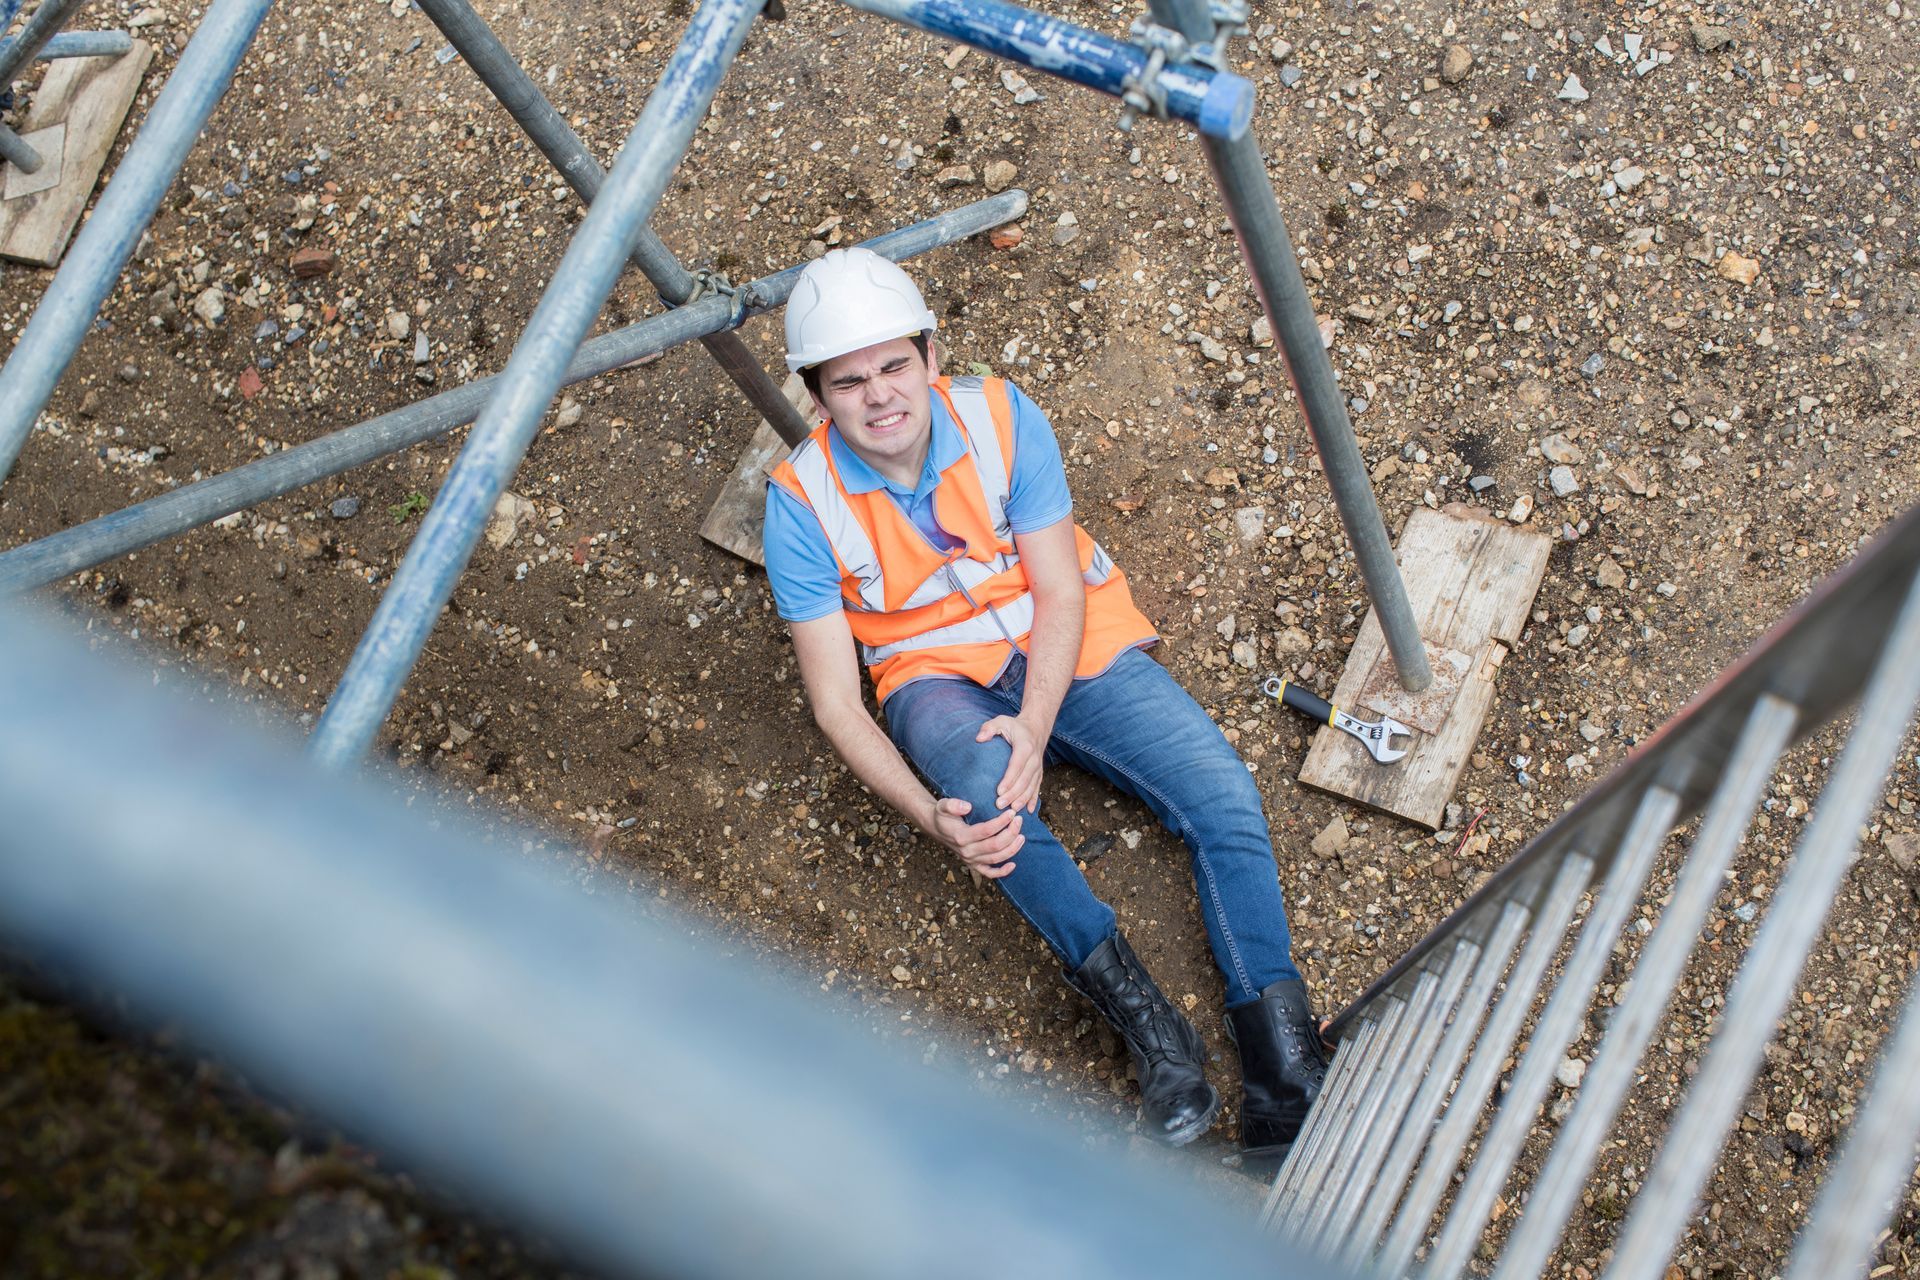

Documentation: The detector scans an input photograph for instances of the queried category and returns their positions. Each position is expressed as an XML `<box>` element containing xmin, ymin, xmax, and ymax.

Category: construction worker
<box><xmin>764</xmin><ymin>246</ymin><xmax>1326</xmax><ymax>1161</ymax></box>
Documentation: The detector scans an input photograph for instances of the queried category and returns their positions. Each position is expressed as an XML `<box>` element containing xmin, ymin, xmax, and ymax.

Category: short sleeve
<box><xmin>1003</xmin><ymin>382</ymin><xmax>1074</xmax><ymax>533</ymax></box>
<box><xmin>763</xmin><ymin>483</ymin><xmax>848</xmax><ymax>623</ymax></box>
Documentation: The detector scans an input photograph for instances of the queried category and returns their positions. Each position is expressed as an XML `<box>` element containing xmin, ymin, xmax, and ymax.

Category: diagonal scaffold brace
<box><xmin>307</xmin><ymin>0</ymin><xmax>768</xmax><ymax>768</ymax></box>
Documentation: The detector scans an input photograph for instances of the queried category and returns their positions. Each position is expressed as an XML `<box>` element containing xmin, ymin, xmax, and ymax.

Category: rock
<box><xmin>1440</xmin><ymin>44</ymin><xmax>1474</xmax><ymax>83</ymax></box>
<box><xmin>1517</xmin><ymin>379</ymin><xmax>1551</xmax><ymax>408</ymax></box>
<box><xmin>385</xmin><ymin>310</ymin><xmax>410</xmax><ymax>340</ymax></box>
<box><xmin>192</xmin><ymin>287</ymin><xmax>226</xmax><ymax>325</ymax></box>
<box><xmin>988</xmin><ymin>224</ymin><xmax>1023</xmax><ymax>250</ymax></box>
<box><xmin>1310</xmin><ymin>816</ymin><xmax>1351</xmax><ymax>859</ymax></box>
<box><xmin>982</xmin><ymin>159</ymin><xmax>1018</xmax><ymax>193</ymax></box>
<box><xmin>934</xmin><ymin>163</ymin><xmax>975</xmax><ymax>188</ymax></box>
<box><xmin>1217</xmin><ymin>614</ymin><xmax>1238</xmax><ymax>643</ymax></box>
<box><xmin>1549</xmin><ymin>466</ymin><xmax>1580</xmax><ymax>497</ymax></box>
<box><xmin>554</xmin><ymin>397</ymin><xmax>583</xmax><ymax>429</ymax></box>
<box><xmin>1278</xmin><ymin>63</ymin><xmax>1303</xmax><ymax>89</ymax></box>
<box><xmin>1556</xmin><ymin>1057</ymin><xmax>1586</xmax><ymax>1089</ymax></box>
<box><xmin>890</xmin><ymin>965</ymin><xmax>912</xmax><ymax>983</ymax></box>
<box><xmin>1565</xmin><ymin>624</ymin><xmax>1589</xmax><ymax>646</ymax></box>
<box><xmin>1233</xmin><ymin>506</ymin><xmax>1266</xmax><ymax>543</ymax></box>
<box><xmin>412</xmin><ymin>329</ymin><xmax>431</xmax><ymax>364</ymax></box>
<box><xmin>1539</xmin><ymin>433</ymin><xmax>1586</xmax><ymax>465</ymax></box>
<box><xmin>486</xmin><ymin>491</ymin><xmax>539</xmax><ymax>549</ymax></box>
<box><xmin>1716</xmin><ymin>251</ymin><xmax>1761</xmax><ymax>285</ymax></box>
<box><xmin>1203</xmin><ymin>466</ymin><xmax>1239</xmax><ymax>489</ymax></box>
<box><xmin>1231</xmin><ymin>641</ymin><xmax>1258</xmax><ymax>668</ymax></box>
<box><xmin>1579</xmin><ymin>720</ymin><xmax>1606</xmax><ymax>743</ymax></box>
<box><xmin>1469</xmin><ymin>475</ymin><xmax>1496</xmax><ymax>493</ymax></box>
<box><xmin>1691</xmin><ymin>24</ymin><xmax>1734</xmax><ymax>52</ymax></box>
<box><xmin>1557</xmin><ymin>74</ymin><xmax>1589</xmax><ymax>101</ymax></box>
<box><xmin>1250</xmin><ymin>315</ymin><xmax>1272</xmax><ymax>345</ymax></box>
<box><xmin>1580</xmin><ymin>352</ymin><xmax>1606</xmax><ymax>378</ymax></box>
<box><xmin>1075</xmin><ymin>833</ymin><xmax>1116</xmax><ymax>864</ymax></box>
<box><xmin>290</xmin><ymin>246</ymin><xmax>336</xmax><ymax>278</ymax></box>
<box><xmin>1596</xmin><ymin>556</ymin><xmax>1628</xmax><ymax>589</ymax></box>
<box><xmin>1613</xmin><ymin>165</ymin><xmax>1647</xmax><ymax>192</ymax></box>
<box><xmin>1886</xmin><ymin>832</ymin><xmax>1920</xmax><ymax>869</ymax></box>
<box><xmin>237</xmin><ymin>366</ymin><xmax>264</xmax><ymax>401</ymax></box>
<box><xmin>1198</xmin><ymin>334</ymin><xmax>1229</xmax><ymax>363</ymax></box>
<box><xmin>329</xmin><ymin>496</ymin><xmax>361</xmax><ymax>519</ymax></box>
<box><xmin>1051</xmin><ymin>211</ymin><xmax>1080</xmax><ymax>246</ymax></box>
<box><xmin>1268</xmin><ymin>37</ymin><xmax>1293</xmax><ymax>63</ymax></box>
<box><xmin>1509</xmin><ymin>494</ymin><xmax>1535</xmax><ymax>523</ymax></box>
<box><xmin>128</xmin><ymin>7</ymin><xmax>167</xmax><ymax>28</ymax></box>
<box><xmin>1276</xmin><ymin>627</ymin><xmax>1311</xmax><ymax>656</ymax></box>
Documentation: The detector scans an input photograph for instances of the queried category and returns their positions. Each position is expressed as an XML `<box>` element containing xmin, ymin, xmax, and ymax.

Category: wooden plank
<box><xmin>698</xmin><ymin>372</ymin><xmax>814</xmax><ymax>565</ymax></box>
<box><xmin>0</xmin><ymin>40</ymin><xmax>154</xmax><ymax>266</ymax></box>
<box><xmin>1297</xmin><ymin>504</ymin><xmax>1551</xmax><ymax>829</ymax></box>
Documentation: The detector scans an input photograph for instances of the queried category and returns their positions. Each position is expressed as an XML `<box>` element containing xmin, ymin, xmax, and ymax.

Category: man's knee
<box><xmin>909</xmin><ymin>725</ymin><xmax>1013</xmax><ymax>811</ymax></box>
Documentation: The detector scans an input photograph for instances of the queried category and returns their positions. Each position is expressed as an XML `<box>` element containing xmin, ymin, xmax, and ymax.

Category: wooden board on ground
<box><xmin>0</xmin><ymin>40</ymin><xmax>154</xmax><ymax>266</ymax></box>
<box><xmin>699</xmin><ymin>372</ymin><xmax>814</xmax><ymax>565</ymax></box>
<box><xmin>1298</xmin><ymin>503</ymin><xmax>1552</xmax><ymax>829</ymax></box>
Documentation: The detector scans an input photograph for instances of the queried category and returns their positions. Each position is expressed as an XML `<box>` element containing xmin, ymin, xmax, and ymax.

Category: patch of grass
<box><xmin>389</xmin><ymin>493</ymin><xmax>429</xmax><ymax>524</ymax></box>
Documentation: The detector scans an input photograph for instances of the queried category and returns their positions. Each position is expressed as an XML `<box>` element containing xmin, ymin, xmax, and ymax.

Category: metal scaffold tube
<box><xmin>1492</xmin><ymin>695</ymin><xmax>1798</xmax><ymax>1280</ymax></box>
<box><xmin>308</xmin><ymin>0</ymin><xmax>763</xmax><ymax>768</ymax></box>
<box><xmin>1373</xmin><ymin>853</ymin><xmax>1594</xmax><ymax>1279</ymax></box>
<box><xmin>840</xmin><ymin>0</ymin><xmax>1254</xmax><ymax>141</ymax></box>
<box><xmin>0</xmin><ymin>192</ymin><xmax>1026</xmax><ymax>595</ymax></box>
<box><xmin>1143</xmin><ymin>0</ymin><xmax>1430</xmax><ymax>691</ymax></box>
<box><xmin>1606</xmin><ymin>566</ymin><xmax>1920</xmax><ymax>1280</ymax></box>
<box><xmin>0</xmin><ymin>0</ymin><xmax>277</xmax><ymax>486</ymax></box>
<box><xmin>1425</xmin><ymin>787</ymin><xmax>1682</xmax><ymax>1280</ymax></box>
<box><xmin>0</xmin><ymin>0</ymin><xmax>87</xmax><ymax>84</ymax></box>
<box><xmin>0</xmin><ymin>120</ymin><xmax>41</xmax><ymax>171</ymax></box>
<box><xmin>414</xmin><ymin>0</ymin><xmax>810</xmax><ymax>446</ymax></box>
<box><xmin>0</xmin><ymin>602</ymin><xmax>1334</xmax><ymax>1280</ymax></box>
<box><xmin>31</xmin><ymin>29</ymin><xmax>135</xmax><ymax>59</ymax></box>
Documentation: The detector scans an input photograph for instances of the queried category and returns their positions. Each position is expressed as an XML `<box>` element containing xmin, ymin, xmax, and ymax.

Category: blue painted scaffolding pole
<box><xmin>306</xmin><ymin>0</ymin><xmax>763</xmax><ymax>768</ymax></box>
<box><xmin>0</xmin><ymin>0</ymin><xmax>276</xmax><ymax>484</ymax></box>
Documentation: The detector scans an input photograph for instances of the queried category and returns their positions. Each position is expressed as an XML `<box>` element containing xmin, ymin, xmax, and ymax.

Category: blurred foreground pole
<box><xmin>0</xmin><ymin>603</ymin><xmax>1346</xmax><ymax>1280</ymax></box>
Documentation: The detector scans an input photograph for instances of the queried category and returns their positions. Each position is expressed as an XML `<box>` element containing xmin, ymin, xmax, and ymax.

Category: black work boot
<box><xmin>1227</xmin><ymin>977</ymin><xmax>1329</xmax><ymax>1172</ymax></box>
<box><xmin>1065</xmin><ymin>932</ymin><xmax>1220</xmax><ymax>1146</ymax></box>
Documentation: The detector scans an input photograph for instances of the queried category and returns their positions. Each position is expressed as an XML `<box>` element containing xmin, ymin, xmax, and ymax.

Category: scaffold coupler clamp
<box><xmin>1117</xmin><ymin>21</ymin><xmax>1182</xmax><ymax>133</ymax></box>
<box><xmin>688</xmin><ymin>267</ymin><xmax>753</xmax><ymax>327</ymax></box>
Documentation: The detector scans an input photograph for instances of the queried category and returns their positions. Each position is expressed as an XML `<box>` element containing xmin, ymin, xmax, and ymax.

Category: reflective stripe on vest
<box><xmin>785</xmin><ymin>376</ymin><xmax>1118</xmax><ymax>669</ymax></box>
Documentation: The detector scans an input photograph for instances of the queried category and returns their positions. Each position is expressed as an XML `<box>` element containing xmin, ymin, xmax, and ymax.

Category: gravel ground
<box><xmin>2</xmin><ymin>0</ymin><xmax>1918</xmax><ymax>1275</ymax></box>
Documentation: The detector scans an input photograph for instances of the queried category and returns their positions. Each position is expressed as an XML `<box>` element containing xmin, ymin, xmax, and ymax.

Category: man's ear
<box><xmin>806</xmin><ymin>388</ymin><xmax>830</xmax><ymax>422</ymax></box>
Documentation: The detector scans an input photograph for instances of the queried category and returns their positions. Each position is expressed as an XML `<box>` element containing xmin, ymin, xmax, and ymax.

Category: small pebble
<box><xmin>329</xmin><ymin>497</ymin><xmax>361</xmax><ymax>519</ymax></box>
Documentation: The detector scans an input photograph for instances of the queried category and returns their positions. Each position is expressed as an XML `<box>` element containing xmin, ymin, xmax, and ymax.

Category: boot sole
<box><xmin>1156</xmin><ymin>1084</ymin><xmax>1224</xmax><ymax>1148</ymax></box>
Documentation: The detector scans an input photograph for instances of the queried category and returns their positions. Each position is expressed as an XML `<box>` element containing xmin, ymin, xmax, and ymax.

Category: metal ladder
<box><xmin>1266</xmin><ymin>503</ymin><xmax>1920</xmax><ymax>1279</ymax></box>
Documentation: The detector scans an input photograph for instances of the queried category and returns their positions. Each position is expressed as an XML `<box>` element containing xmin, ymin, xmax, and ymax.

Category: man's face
<box><xmin>808</xmin><ymin>336</ymin><xmax>939</xmax><ymax>484</ymax></box>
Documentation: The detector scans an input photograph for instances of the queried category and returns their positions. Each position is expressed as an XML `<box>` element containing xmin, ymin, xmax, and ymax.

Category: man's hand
<box><xmin>976</xmin><ymin>713</ymin><xmax>1046</xmax><ymax>814</ymax></box>
<box><xmin>926</xmin><ymin>797</ymin><xmax>1024</xmax><ymax>879</ymax></box>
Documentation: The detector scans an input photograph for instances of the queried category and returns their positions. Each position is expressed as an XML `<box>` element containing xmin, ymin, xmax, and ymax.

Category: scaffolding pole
<box><xmin>0</xmin><ymin>0</ymin><xmax>90</xmax><ymax>85</ymax></box>
<box><xmin>1142</xmin><ymin>0</ymin><xmax>1430</xmax><ymax>691</ymax></box>
<box><xmin>840</xmin><ymin>0</ymin><xmax>1253</xmax><ymax>140</ymax></box>
<box><xmin>0</xmin><ymin>0</ymin><xmax>276</xmax><ymax>485</ymax></box>
<box><xmin>308</xmin><ymin>0</ymin><xmax>763</xmax><ymax>768</ymax></box>
<box><xmin>0</xmin><ymin>193</ymin><xmax>1026</xmax><ymax>595</ymax></box>
<box><xmin>415</xmin><ymin>0</ymin><xmax>810</xmax><ymax>446</ymax></box>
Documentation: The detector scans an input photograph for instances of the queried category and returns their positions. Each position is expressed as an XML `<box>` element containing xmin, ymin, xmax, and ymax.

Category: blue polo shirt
<box><xmin>764</xmin><ymin>381</ymin><xmax>1073</xmax><ymax>623</ymax></box>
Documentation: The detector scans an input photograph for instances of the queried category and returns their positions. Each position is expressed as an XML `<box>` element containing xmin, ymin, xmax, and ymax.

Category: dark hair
<box><xmin>800</xmin><ymin>332</ymin><xmax>930</xmax><ymax>403</ymax></box>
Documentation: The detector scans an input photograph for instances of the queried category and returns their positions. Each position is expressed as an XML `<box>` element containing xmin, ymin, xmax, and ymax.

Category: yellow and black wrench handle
<box><xmin>1262</xmin><ymin>676</ymin><xmax>1336</xmax><ymax>726</ymax></box>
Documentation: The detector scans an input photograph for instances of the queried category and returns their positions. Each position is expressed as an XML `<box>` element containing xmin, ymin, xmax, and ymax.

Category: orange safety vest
<box><xmin>768</xmin><ymin>375</ymin><xmax>1157</xmax><ymax>704</ymax></box>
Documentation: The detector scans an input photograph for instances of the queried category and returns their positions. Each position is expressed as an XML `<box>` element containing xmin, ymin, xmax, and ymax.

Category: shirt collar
<box><xmin>826</xmin><ymin>392</ymin><xmax>967</xmax><ymax>500</ymax></box>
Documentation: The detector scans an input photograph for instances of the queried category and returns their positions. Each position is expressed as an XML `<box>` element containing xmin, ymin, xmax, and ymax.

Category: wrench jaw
<box><xmin>1330</xmin><ymin>708</ymin><xmax>1413</xmax><ymax>764</ymax></box>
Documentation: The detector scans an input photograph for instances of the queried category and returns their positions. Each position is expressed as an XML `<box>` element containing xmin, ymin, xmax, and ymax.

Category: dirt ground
<box><xmin>3</xmin><ymin>0</ymin><xmax>1919</xmax><ymax>1275</ymax></box>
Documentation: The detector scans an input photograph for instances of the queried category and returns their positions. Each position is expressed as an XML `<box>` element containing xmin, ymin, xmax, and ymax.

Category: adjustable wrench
<box><xmin>1262</xmin><ymin>676</ymin><xmax>1412</xmax><ymax>765</ymax></box>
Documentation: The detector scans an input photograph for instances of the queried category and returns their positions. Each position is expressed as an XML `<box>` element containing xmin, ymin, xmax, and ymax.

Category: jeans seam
<box><xmin>1045</xmin><ymin>722</ymin><xmax>1256</xmax><ymax>1002</ymax></box>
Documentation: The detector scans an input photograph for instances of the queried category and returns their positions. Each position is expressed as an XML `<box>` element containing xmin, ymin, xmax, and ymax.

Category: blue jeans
<box><xmin>884</xmin><ymin>647</ymin><xmax>1301</xmax><ymax>1007</ymax></box>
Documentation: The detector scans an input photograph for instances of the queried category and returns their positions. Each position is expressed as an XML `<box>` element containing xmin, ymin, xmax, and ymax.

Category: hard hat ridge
<box><xmin>783</xmin><ymin>246</ymin><xmax>938</xmax><ymax>374</ymax></box>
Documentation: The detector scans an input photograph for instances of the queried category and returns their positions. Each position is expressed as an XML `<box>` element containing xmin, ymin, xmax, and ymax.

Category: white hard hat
<box><xmin>784</xmin><ymin>247</ymin><xmax>938</xmax><ymax>374</ymax></box>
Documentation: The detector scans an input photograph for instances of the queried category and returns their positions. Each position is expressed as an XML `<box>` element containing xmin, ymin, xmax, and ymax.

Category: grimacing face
<box><xmin>808</xmin><ymin>335</ymin><xmax>940</xmax><ymax>485</ymax></box>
